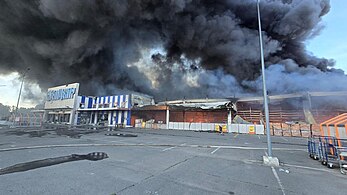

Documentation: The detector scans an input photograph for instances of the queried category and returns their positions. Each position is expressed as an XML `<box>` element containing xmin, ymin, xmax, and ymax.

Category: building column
<box><xmin>69</xmin><ymin>110</ymin><xmax>75</xmax><ymax>126</ymax></box>
<box><xmin>94</xmin><ymin>112</ymin><xmax>98</xmax><ymax>125</ymax></box>
<box><xmin>227</xmin><ymin>109</ymin><xmax>232</xmax><ymax>132</ymax></box>
<box><xmin>108</xmin><ymin>111</ymin><xmax>111</xmax><ymax>126</ymax></box>
<box><xmin>73</xmin><ymin>111</ymin><xmax>79</xmax><ymax>125</ymax></box>
<box><xmin>89</xmin><ymin>112</ymin><xmax>93</xmax><ymax>125</ymax></box>
<box><xmin>166</xmin><ymin>107</ymin><xmax>170</xmax><ymax>129</ymax></box>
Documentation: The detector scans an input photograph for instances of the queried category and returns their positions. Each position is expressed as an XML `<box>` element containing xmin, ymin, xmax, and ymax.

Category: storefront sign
<box><xmin>47</xmin><ymin>88</ymin><xmax>76</xmax><ymax>101</ymax></box>
<box><xmin>44</xmin><ymin>83</ymin><xmax>80</xmax><ymax>110</ymax></box>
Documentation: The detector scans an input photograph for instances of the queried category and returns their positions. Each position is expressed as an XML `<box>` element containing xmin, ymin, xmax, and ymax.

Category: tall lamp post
<box><xmin>257</xmin><ymin>0</ymin><xmax>278</xmax><ymax>165</ymax></box>
<box><xmin>15</xmin><ymin>68</ymin><xmax>30</xmax><ymax>117</ymax></box>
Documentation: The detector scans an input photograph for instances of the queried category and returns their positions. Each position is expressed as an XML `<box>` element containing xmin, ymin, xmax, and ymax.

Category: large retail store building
<box><xmin>44</xmin><ymin>83</ymin><xmax>154</xmax><ymax>126</ymax></box>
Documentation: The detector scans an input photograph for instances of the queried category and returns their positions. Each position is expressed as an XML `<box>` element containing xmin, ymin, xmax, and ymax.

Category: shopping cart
<box><xmin>319</xmin><ymin>136</ymin><xmax>338</xmax><ymax>168</ymax></box>
<box><xmin>335</xmin><ymin>138</ymin><xmax>347</xmax><ymax>174</ymax></box>
<box><xmin>308</xmin><ymin>136</ymin><xmax>321</xmax><ymax>160</ymax></box>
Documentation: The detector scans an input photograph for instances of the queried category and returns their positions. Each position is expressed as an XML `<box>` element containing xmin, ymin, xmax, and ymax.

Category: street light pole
<box><xmin>15</xmin><ymin>68</ymin><xmax>30</xmax><ymax>117</ymax></box>
<box><xmin>257</xmin><ymin>0</ymin><xmax>273</xmax><ymax>157</ymax></box>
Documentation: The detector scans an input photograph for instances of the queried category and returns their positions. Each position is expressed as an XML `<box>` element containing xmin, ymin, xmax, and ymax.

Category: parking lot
<box><xmin>0</xmin><ymin>126</ymin><xmax>346</xmax><ymax>195</ymax></box>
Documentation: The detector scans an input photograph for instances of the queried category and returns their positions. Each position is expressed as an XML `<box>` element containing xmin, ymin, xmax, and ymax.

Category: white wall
<box><xmin>164</xmin><ymin>122</ymin><xmax>265</xmax><ymax>135</ymax></box>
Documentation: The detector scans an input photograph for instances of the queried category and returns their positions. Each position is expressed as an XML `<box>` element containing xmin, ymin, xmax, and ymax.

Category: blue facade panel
<box><xmin>88</xmin><ymin>98</ymin><xmax>93</xmax><ymax>108</ymax></box>
<box><xmin>76</xmin><ymin>94</ymin><xmax>141</xmax><ymax>126</ymax></box>
<box><xmin>127</xmin><ymin>111</ymin><xmax>131</xmax><ymax>125</ymax></box>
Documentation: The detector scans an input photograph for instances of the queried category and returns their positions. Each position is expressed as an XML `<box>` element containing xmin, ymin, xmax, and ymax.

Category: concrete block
<box><xmin>184</xmin><ymin>122</ymin><xmax>190</xmax><ymax>130</ymax></box>
<box><xmin>190</xmin><ymin>123</ymin><xmax>196</xmax><ymax>131</ymax></box>
<box><xmin>255</xmin><ymin>125</ymin><xmax>265</xmax><ymax>135</ymax></box>
<box><xmin>229</xmin><ymin>124</ymin><xmax>239</xmax><ymax>133</ymax></box>
<box><xmin>195</xmin><ymin>123</ymin><xmax>202</xmax><ymax>131</ymax></box>
<box><xmin>209</xmin><ymin>123</ymin><xmax>215</xmax><ymax>131</ymax></box>
<box><xmin>239</xmin><ymin>124</ymin><xmax>248</xmax><ymax>134</ymax></box>
<box><xmin>202</xmin><ymin>123</ymin><xmax>209</xmax><ymax>130</ymax></box>
<box><xmin>169</xmin><ymin>122</ymin><xmax>174</xmax><ymax>129</ymax></box>
<box><xmin>174</xmin><ymin>122</ymin><xmax>179</xmax><ymax>129</ymax></box>
<box><xmin>178</xmin><ymin>122</ymin><xmax>184</xmax><ymax>130</ymax></box>
<box><xmin>263</xmin><ymin>156</ymin><xmax>279</xmax><ymax>167</ymax></box>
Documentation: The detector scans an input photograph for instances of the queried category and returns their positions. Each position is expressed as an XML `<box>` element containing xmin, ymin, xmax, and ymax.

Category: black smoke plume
<box><xmin>0</xmin><ymin>0</ymin><xmax>345</xmax><ymax>102</ymax></box>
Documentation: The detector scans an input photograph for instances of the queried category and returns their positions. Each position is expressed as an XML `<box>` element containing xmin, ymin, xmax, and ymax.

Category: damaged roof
<box><xmin>133</xmin><ymin>98</ymin><xmax>235</xmax><ymax>111</ymax></box>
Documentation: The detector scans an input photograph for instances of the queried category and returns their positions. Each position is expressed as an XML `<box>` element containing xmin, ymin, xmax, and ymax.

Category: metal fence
<box><xmin>10</xmin><ymin>113</ymin><xmax>43</xmax><ymax>127</ymax></box>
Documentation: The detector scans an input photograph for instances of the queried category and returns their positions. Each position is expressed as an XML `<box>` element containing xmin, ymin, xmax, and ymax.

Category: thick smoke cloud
<box><xmin>0</xmin><ymin>0</ymin><xmax>344</xmax><ymax>102</ymax></box>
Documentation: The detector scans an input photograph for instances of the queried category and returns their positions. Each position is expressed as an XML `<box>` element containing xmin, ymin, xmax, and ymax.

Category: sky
<box><xmin>0</xmin><ymin>0</ymin><xmax>347</xmax><ymax>108</ymax></box>
<box><xmin>306</xmin><ymin>0</ymin><xmax>347</xmax><ymax>71</ymax></box>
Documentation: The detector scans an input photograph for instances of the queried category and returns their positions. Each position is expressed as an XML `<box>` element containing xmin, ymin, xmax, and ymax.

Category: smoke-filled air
<box><xmin>0</xmin><ymin>0</ymin><xmax>345</xmax><ymax>101</ymax></box>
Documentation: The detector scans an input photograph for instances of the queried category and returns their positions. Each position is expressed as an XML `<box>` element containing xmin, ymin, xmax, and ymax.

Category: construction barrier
<box><xmin>134</xmin><ymin>121</ymin><xmax>265</xmax><ymax>135</ymax></box>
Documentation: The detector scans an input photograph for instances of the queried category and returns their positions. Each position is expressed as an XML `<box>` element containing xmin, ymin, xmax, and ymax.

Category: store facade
<box><xmin>44</xmin><ymin>83</ymin><xmax>154</xmax><ymax>126</ymax></box>
<box><xmin>44</xmin><ymin>83</ymin><xmax>80</xmax><ymax>125</ymax></box>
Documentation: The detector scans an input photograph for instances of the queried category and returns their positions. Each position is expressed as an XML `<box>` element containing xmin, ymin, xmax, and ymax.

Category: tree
<box><xmin>0</xmin><ymin>103</ymin><xmax>11</xmax><ymax>119</ymax></box>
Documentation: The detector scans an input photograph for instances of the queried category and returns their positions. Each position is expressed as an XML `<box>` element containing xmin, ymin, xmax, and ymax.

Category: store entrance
<box><xmin>97</xmin><ymin>112</ymin><xmax>108</xmax><ymax>126</ymax></box>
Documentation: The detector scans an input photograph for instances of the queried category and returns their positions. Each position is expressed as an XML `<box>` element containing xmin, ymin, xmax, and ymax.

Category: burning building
<box><xmin>3</xmin><ymin>1</ymin><xmax>347</xmax><ymax>136</ymax></box>
<box><xmin>1</xmin><ymin>0</ymin><xmax>346</xmax><ymax>105</ymax></box>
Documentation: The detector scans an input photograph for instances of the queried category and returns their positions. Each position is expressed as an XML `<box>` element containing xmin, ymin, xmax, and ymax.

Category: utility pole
<box><xmin>257</xmin><ymin>0</ymin><xmax>278</xmax><ymax>166</ymax></box>
<box><xmin>14</xmin><ymin>68</ymin><xmax>30</xmax><ymax>117</ymax></box>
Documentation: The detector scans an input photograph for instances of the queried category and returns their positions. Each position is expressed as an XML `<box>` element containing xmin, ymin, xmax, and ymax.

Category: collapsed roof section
<box><xmin>133</xmin><ymin>98</ymin><xmax>236</xmax><ymax>111</ymax></box>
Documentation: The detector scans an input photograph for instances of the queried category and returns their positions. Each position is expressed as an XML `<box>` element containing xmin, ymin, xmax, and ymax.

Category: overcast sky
<box><xmin>0</xmin><ymin>0</ymin><xmax>346</xmax><ymax>108</ymax></box>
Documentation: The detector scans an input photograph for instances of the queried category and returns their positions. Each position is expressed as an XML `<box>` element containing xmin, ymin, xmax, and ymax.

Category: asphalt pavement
<box><xmin>0</xmin><ymin>125</ymin><xmax>346</xmax><ymax>195</ymax></box>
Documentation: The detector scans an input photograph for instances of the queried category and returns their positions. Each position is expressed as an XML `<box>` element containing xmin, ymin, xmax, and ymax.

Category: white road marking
<box><xmin>162</xmin><ymin>143</ymin><xmax>186</xmax><ymax>151</ymax></box>
<box><xmin>257</xmin><ymin>135</ymin><xmax>260</xmax><ymax>139</ymax></box>
<box><xmin>209</xmin><ymin>145</ymin><xmax>305</xmax><ymax>151</ymax></box>
<box><xmin>110</xmin><ymin>139</ymin><xmax>126</xmax><ymax>143</ymax></box>
<box><xmin>211</xmin><ymin>147</ymin><xmax>221</xmax><ymax>154</ymax></box>
<box><xmin>282</xmin><ymin>163</ymin><xmax>335</xmax><ymax>173</ymax></box>
<box><xmin>280</xmin><ymin>137</ymin><xmax>288</xmax><ymax>141</ymax></box>
<box><xmin>271</xmin><ymin>166</ymin><xmax>286</xmax><ymax>195</ymax></box>
<box><xmin>0</xmin><ymin>144</ymin><xmax>306</xmax><ymax>152</ymax></box>
<box><xmin>265</xmin><ymin>151</ymin><xmax>285</xmax><ymax>195</ymax></box>
<box><xmin>162</xmin><ymin>146</ymin><xmax>176</xmax><ymax>151</ymax></box>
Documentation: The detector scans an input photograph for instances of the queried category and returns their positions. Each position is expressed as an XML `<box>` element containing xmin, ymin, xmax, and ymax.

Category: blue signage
<box><xmin>47</xmin><ymin>88</ymin><xmax>76</xmax><ymax>101</ymax></box>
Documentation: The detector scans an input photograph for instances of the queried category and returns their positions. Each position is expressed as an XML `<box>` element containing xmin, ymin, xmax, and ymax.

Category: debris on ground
<box><xmin>279</xmin><ymin>168</ymin><xmax>290</xmax><ymax>173</ymax></box>
<box><xmin>105</xmin><ymin>133</ymin><xmax>138</xmax><ymax>137</ymax></box>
